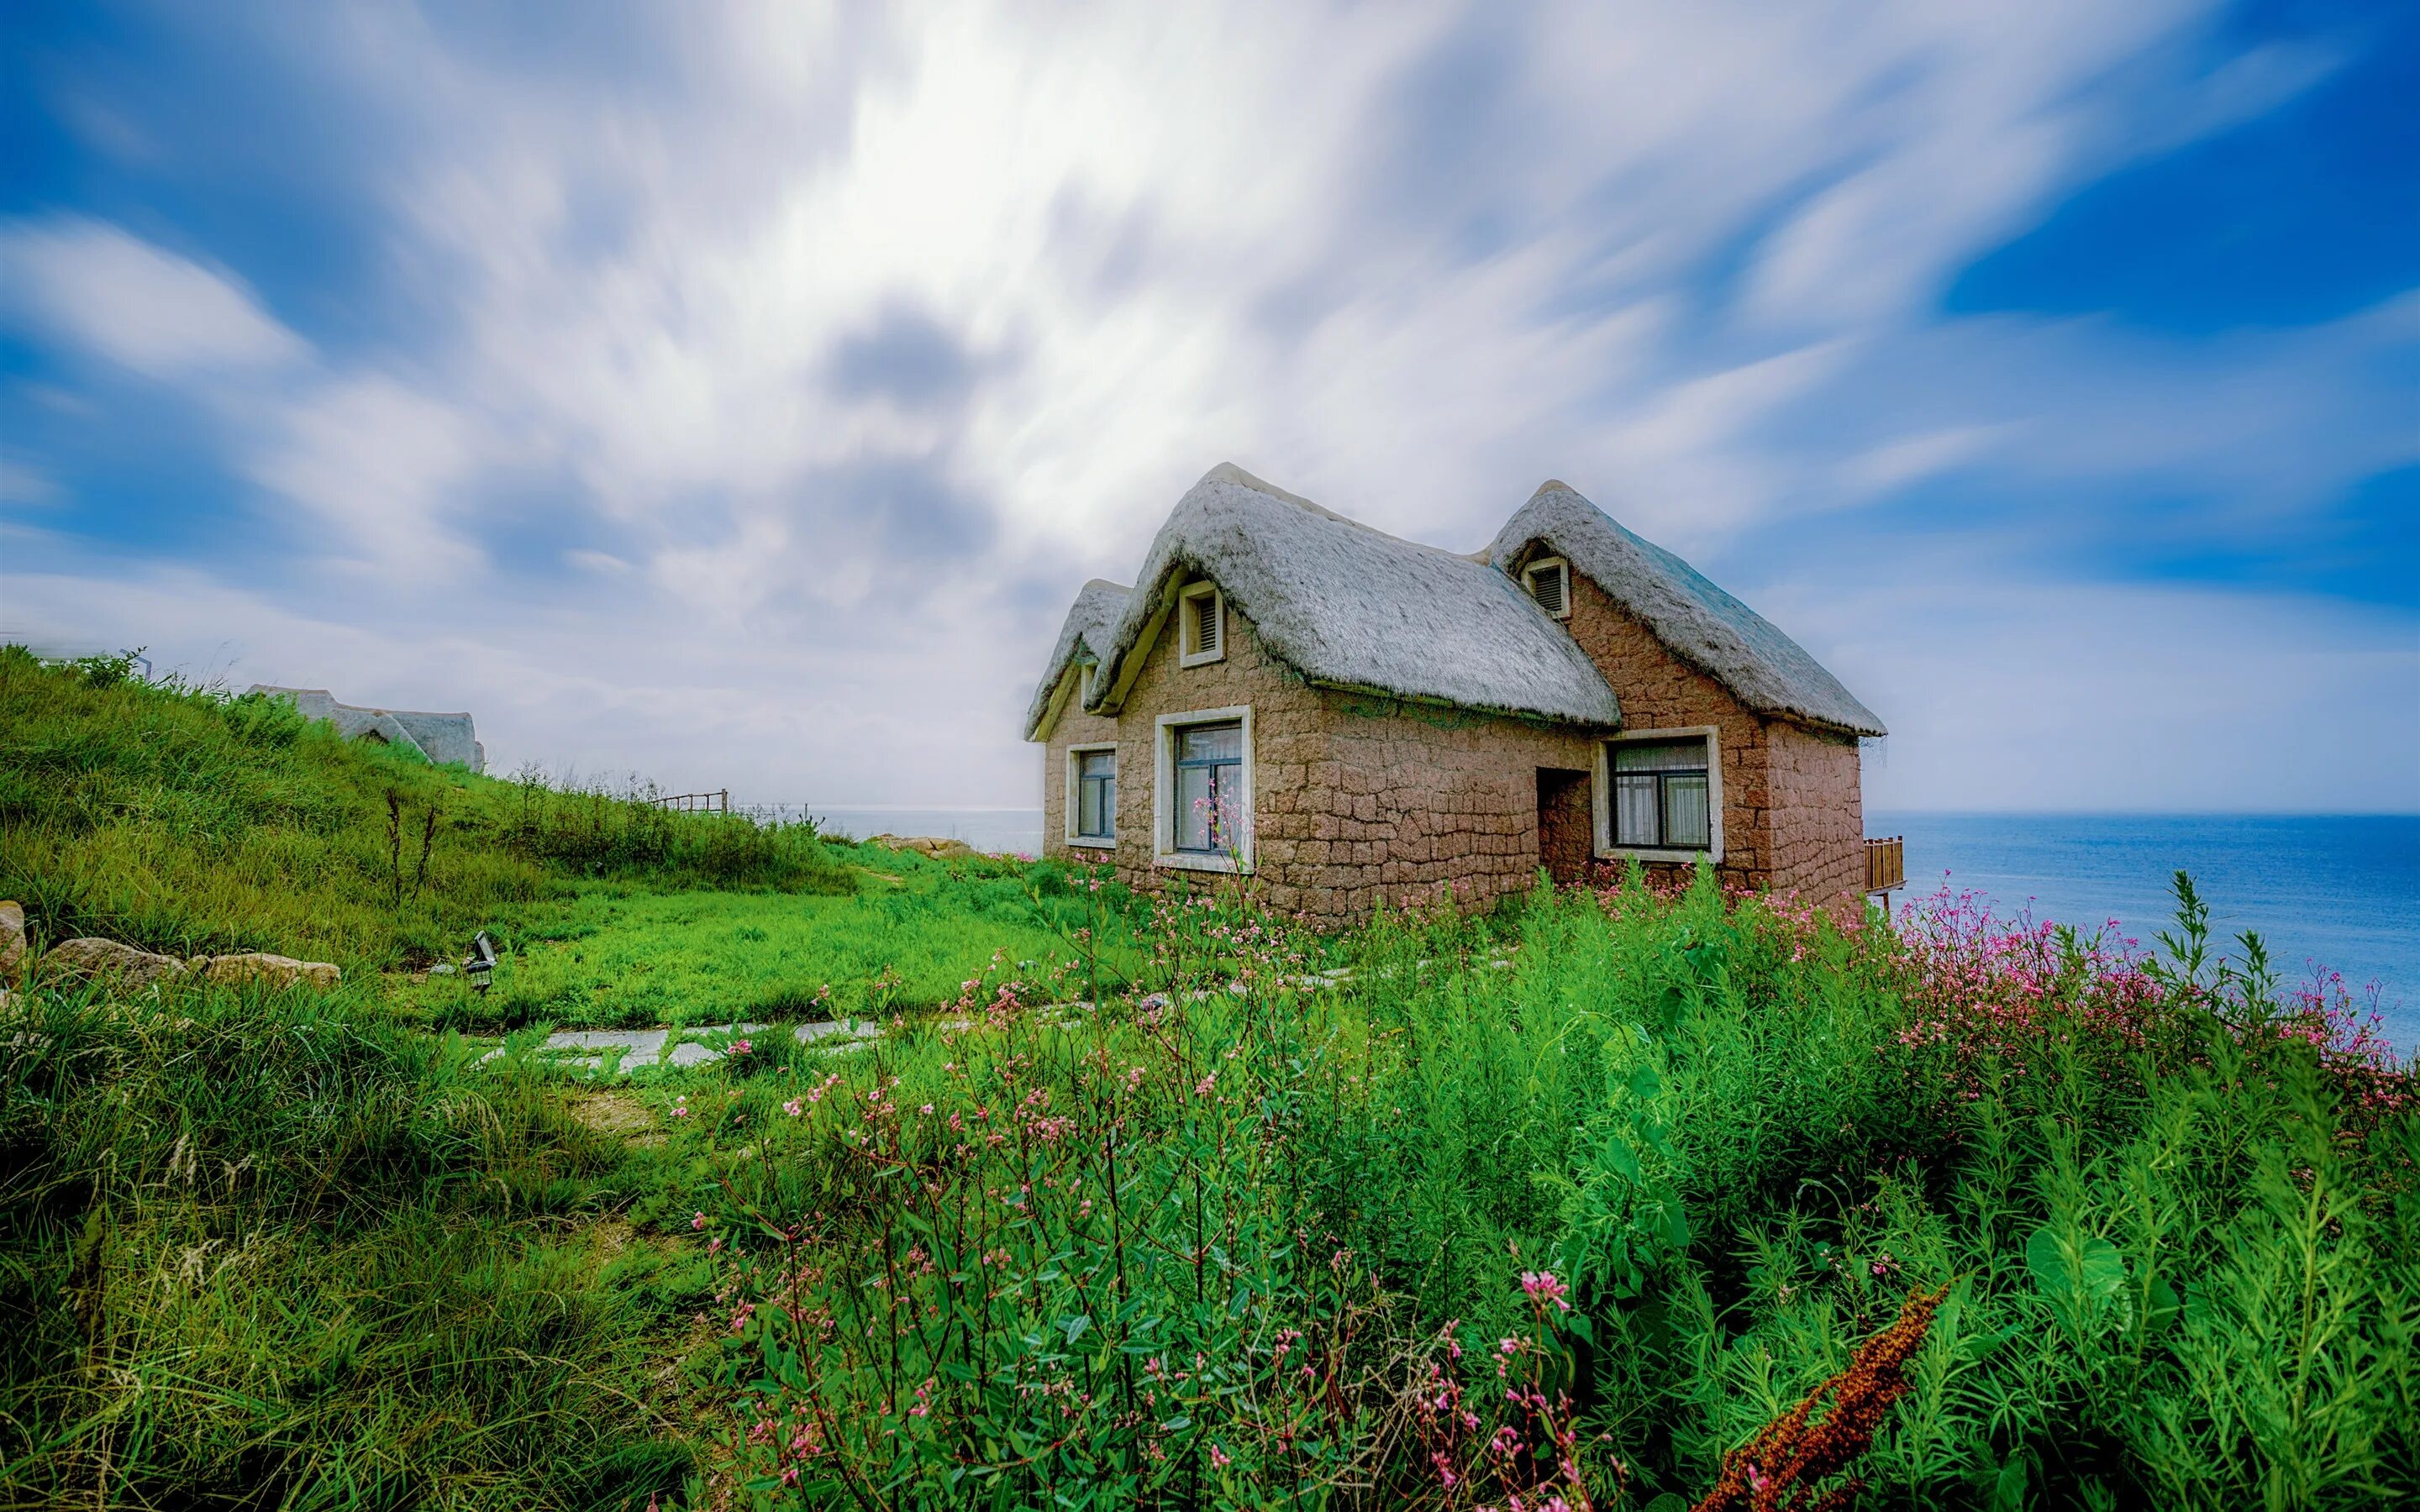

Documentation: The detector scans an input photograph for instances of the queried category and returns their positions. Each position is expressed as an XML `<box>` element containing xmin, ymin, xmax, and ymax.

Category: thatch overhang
<box><xmin>1080</xmin><ymin>464</ymin><xmax>1623</xmax><ymax>727</ymax></box>
<box><xmin>1022</xmin><ymin>578</ymin><xmax>1132</xmax><ymax>741</ymax></box>
<box><xmin>1486</xmin><ymin>482</ymin><xmax>1886</xmax><ymax>738</ymax></box>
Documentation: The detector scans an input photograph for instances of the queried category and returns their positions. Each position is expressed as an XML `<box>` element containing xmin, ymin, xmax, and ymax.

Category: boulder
<box><xmin>0</xmin><ymin>900</ymin><xmax>23</xmax><ymax>982</ymax></box>
<box><xmin>45</xmin><ymin>937</ymin><xmax>190</xmax><ymax>990</ymax></box>
<box><xmin>868</xmin><ymin>834</ymin><xmax>981</xmax><ymax>860</ymax></box>
<box><xmin>192</xmin><ymin>953</ymin><xmax>342</xmax><ymax>991</ymax></box>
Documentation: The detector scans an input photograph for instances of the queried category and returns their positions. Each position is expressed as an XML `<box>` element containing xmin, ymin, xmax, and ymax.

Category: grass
<box><xmin>1</xmin><ymin>977</ymin><xmax>707</xmax><ymax>1509</ymax></box>
<box><xmin>5</xmin><ymin>649</ymin><xmax>2414</xmax><ymax>1509</ymax></box>
<box><xmin>0</xmin><ymin>646</ymin><xmax>855</xmax><ymax>975</ymax></box>
<box><xmin>408</xmin><ymin>860</ymin><xmax>1148</xmax><ymax>1032</ymax></box>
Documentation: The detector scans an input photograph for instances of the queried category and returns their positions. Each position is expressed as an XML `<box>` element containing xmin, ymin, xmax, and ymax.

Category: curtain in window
<box><xmin>1614</xmin><ymin>773</ymin><xmax>1660</xmax><ymax>847</ymax></box>
<box><xmin>1662</xmin><ymin>773</ymin><xmax>1710</xmax><ymax>848</ymax></box>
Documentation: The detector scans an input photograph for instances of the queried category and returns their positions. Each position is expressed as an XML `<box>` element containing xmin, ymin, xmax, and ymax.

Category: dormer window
<box><xmin>1079</xmin><ymin>660</ymin><xmax>1097</xmax><ymax>702</ymax></box>
<box><xmin>1523</xmin><ymin>556</ymin><xmax>1570</xmax><ymax>619</ymax></box>
<box><xmin>1178</xmin><ymin>582</ymin><xmax>1225</xmax><ymax>666</ymax></box>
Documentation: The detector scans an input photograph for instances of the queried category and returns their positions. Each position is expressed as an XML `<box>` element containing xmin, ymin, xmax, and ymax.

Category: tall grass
<box><xmin>0</xmin><ymin>977</ymin><xmax>702</xmax><ymax>1509</ymax></box>
<box><xmin>668</xmin><ymin>870</ymin><xmax>2414</xmax><ymax>1509</ymax></box>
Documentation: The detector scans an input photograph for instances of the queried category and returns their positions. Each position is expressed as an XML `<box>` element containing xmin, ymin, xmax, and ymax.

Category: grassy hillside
<box><xmin>0</xmin><ymin>647</ymin><xmax>853</xmax><ymax>972</ymax></box>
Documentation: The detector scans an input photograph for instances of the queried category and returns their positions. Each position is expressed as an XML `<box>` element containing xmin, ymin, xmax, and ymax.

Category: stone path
<box><xmin>483</xmin><ymin>1016</ymin><xmax>880</xmax><ymax>1074</ymax></box>
<box><xmin>481</xmin><ymin>954</ymin><xmax>1508</xmax><ymax>1078</ymax></box>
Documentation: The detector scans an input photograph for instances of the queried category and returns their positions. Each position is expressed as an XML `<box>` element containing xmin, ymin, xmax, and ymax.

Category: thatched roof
<box><xmin>1021</xmin><ymin>579</ymin><xmax>1131</xmax><ymax>740</ymax></box>
<box><xmin>1077</xmin><ymin>464</ymin><xmax>1623</xmax><ymax>727</ymax></box>
<box><xmin>1487</xmin><ymin>483</ymin><xmax>1886</xmax><ymax>737</ymax></box>
<box><xmin>248</xmin><ymin>685</ymin><xmax>488</xmax><ymax>769</ymax></box>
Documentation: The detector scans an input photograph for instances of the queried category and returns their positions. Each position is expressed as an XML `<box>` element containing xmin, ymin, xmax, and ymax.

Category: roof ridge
<box><xmin>1199</xmin><ymin>462</ymin><xmax>1486</xmax><ymax>564</ymax></box>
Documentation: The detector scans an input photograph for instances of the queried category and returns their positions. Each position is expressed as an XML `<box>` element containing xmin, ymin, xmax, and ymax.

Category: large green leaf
<box><xmin>2024</xmin><ymin>1226</ymin><xmax>2126</xmax><ymax>1302</ymax></box>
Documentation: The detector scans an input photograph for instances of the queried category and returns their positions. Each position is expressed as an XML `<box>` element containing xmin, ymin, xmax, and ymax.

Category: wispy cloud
<box><xmin>2</xmin><ymin>0</ymin><xmax>2410</xmax><ymax>808</ymax></box>
<box><xmin>1</xmin><ymin>217</ymin><xmax>307</xmax><ymax>377</ymax></box>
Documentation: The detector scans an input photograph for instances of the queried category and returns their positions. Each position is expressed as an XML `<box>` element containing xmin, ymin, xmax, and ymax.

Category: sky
<box><xmin>2</xmin><ymin>0</ymin><xmax>2413</xmax><ymax>813</ymax></box>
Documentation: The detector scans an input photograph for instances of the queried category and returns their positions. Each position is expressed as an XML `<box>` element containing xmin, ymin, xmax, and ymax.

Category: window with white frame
<box><xmin>1071</xmin><ymin>746</ymin><xmax>1116</xmax><ymax>843</ymax></box>
<box><xmin>1523</xmin><ymin>556</ymin><xmax>1570</xmax><ymax>618</ymax></box>
<box><xmin>1610</xmin><ymin>735</ymin><xmax>1712</xmax><ymax>850</ymax></box>
<box><xmin>1178</xmin><ymin>583</ymin><xmax>1224</xmax><ymax>665</ymax></box>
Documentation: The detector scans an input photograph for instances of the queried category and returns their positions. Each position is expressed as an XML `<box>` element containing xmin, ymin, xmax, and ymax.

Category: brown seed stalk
<box><xmin>1693</xmin><ymin>1282</ymin><xmax>1949</xmax><ymax>1512</ymax></box>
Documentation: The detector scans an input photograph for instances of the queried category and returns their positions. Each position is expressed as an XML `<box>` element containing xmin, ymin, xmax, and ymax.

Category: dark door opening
<box><xmin>1537</xmin><ymin>767</ymin><xmax>1591</xmax><ymax>886</ymax></box>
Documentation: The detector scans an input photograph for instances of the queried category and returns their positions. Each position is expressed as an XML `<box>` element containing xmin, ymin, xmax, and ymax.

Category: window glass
<box><xmin>1609</xmin><ymin>735</ymin><xmax>1712</xmax><ymax>850</ymax></box>
<box><xmin>1176</xmin><ymin>764</ymin><xmax>1214</xmax><ymax>849</ymax></box>
<box><xmin>1172</xmin><ymin>718</ymin><xmax>1243</xmax><ymax>853</ymax></box>
<box><xmin>1662</xmin><ymin>773</ymin><xmax>1711</xmax><ymax>848</ymax></box>
<box><xmin>1614</xmin><ymin>773</ymin><xmax>1660</xmax><ymax>847</ymax></box>
<box><xmin>1074</xmin><ymin>748</ymin><xmax>1116</xmax><ymax>839</ymax></box>
<box><xmin>1614</xmin><ymin>738</ymin><xmax>1707</xmax><ymax>773</ymax></box>
<box><xmin>1180</xmin><ymin>722</ymin><xmax>1241</xmax><ymax>763</ymax></box>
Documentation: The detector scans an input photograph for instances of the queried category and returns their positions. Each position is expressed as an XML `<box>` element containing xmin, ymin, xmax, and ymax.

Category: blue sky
<box><xmin>3</xmin><ymin>0</ymin><xmax>2413</xmax><ymax>811</ymax></box>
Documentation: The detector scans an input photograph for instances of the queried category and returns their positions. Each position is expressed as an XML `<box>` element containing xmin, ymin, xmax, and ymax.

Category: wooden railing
<box><xmin>1864</xmin><ymin>835</ymin><xmax>1905</xmax><ymax>895</ymax></box>
<box><xmin>651</xmin><ymin>789</ymin><xmax>730</xmax><ymax>815</ymax></box>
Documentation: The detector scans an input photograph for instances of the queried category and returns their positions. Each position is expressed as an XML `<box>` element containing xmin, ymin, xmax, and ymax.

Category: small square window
<box><xmin>1523</xmin><ymin>557</ymin><xmax>1570</xmax><ymax>618</ymax></box>
<box><xmin>1178</xmin><ymin>584</ymin><xmax>1224</xmax><ymax>665</ymax></box>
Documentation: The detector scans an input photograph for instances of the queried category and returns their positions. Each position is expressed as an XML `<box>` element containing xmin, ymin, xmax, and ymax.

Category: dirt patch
<box><xmin>567</xmin><ymin>1089</ymin><xmax>666</xmax><ymax>1148</ymax></box>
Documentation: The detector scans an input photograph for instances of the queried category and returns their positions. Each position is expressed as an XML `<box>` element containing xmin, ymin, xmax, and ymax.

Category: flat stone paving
<box><xmin>484</xmin><ymin>1016</ymin><xmax>880</xmax><ymax>1074</ymax></box>
<box><xmin>480</xmin><ymin>955</ymin><xmax>1504</xmax><ymax>1078</ymax></box>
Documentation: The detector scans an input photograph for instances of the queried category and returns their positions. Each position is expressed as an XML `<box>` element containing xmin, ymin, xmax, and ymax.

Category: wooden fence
<box><xmin>1864</xmin><ymin>835</ymin><xmax>1906</xmax><ymax>895</ymax></box>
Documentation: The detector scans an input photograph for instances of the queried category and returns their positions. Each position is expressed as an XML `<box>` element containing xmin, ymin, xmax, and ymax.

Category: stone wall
<box><xmin>1278</xmin><ymin>691</ymin><xmax>1599</xmax><ymax>922</ymax></box>
<box><xmin>1040</xmin><ymin>669</ymin><xmax>1121</xmax><ymax>863</ymax></box>
<box><xmin>1765</xmin><ymin>721</ymin><xmax>1867</xmax><ymax>911</ymax></box>
<box><xmin>1555</xmin><ymin>571</ymin><xmax>1773</xmax><ymax>890</ymax></box>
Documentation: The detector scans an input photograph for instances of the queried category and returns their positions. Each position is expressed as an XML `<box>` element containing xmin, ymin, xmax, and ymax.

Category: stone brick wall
<box><xmin>1039</xmin><ymin>671</ymin><xmax>1121</xmax><ymax>864</ymax></box>
<box><xmin>1555</xmin><ymin>571</ymin><xmax>1774</xmax><ymax>891</ymax></box>
<box><xmin>1765</xmin><ymin>721</ymin><xmax>1866</xmax><ymax>912</ymax></box>
<box><xmin>1281</xmin><ymin>693</ymin><xmax>1600</xmax><ymax>922</ymax></box>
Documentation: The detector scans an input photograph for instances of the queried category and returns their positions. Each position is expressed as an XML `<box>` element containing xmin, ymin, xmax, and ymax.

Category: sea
<box><xmin>793</xmin><ymin>806</ymin><xmax>2419</xmax><ymax>1056</ymax></box>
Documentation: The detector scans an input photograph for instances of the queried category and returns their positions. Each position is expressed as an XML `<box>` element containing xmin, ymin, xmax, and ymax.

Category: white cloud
<box><xmin>0</xmin><ymin>217</ymin><xmax>307</xmax><ymax>377</ymax></box>
<box><xmin>8</xmin><ymin>0</ymin><xmax>2408</xmax><ymax>813</ymax></box>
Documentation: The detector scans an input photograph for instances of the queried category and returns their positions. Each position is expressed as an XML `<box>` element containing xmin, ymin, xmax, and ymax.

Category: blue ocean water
<box><xmin>793</xmin><ymin>805</ymin><xmax>2420</xmax><ymax>1054</ymax></box>
<box><xmin>1870</xmin><ymin>813</ymin><xmax>2419</xmax><ymax>1054</ymax></box>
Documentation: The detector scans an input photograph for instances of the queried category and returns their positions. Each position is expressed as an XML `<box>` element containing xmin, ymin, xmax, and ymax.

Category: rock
<box><xmin>192</xmin><ymin>953</ymin><xmax>342</xmax><ymax>991</ymax></box>
<box><xmin>0</xmin><ymin>900</ymin><xmax>23</xmax><ymax>982</ymax></box>
<box><xmin>868</xmin><ymin>833</ymin><xmax>981</xmax><ymax>860</ymax></box>
<box><xmin>45</xmin><ymin>937</ymin><xmax>190</xmax><ymax>990</ymax></box>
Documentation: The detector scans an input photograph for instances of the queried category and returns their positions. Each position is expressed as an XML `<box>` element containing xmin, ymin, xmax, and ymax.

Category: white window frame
<box><xmin>1594</xmin><ymin>725</ymin><xmax>1723</xmax><ymax>863</ymax></box>
<box><xmin>1064</xmin><ymin>740</ymin><xmax>1119</xmax><ymax>849</ymax></box>
<box><xmin>1522</xmin><ymin>555</ymin><xmax>1572</xmax><ymax>620</ymax></box>
<box><xmin>1154</xmin><ymin>705</ymin><xmax>1253</xmax><ymax>873</ymax></box>
<box><xmin>1177</xmin><ymin>582</ymin><xmax>1226</xmax><ymax>667</ymax></box>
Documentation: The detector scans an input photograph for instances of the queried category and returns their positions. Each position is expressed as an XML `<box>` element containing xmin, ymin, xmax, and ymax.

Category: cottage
<box><xmin>1027</xmin><ymin>465</ymin><xmax>1893</xmax><ymax>925</ymax></box>
<box><xmin>247</xmin><ymin>686</ymin><xmax>487</xmax><ymax>772</ymax></box>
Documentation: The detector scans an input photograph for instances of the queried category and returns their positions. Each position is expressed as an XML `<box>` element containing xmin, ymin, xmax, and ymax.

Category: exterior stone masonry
<box><xmin>1042</xmin><ymin>570</ymin><xmax>1872</xmax><ymax>928</ymax></box>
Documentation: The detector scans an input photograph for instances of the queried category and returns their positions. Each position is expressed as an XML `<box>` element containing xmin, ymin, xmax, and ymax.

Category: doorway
<box><xmin>1536</xmin><ymin>767</ymin><xmax>1591</xmax><ymax>885</ymax></box>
